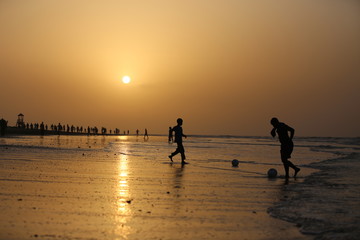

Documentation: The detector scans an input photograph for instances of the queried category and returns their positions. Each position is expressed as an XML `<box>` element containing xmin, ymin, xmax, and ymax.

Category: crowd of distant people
<box><xmin>18</xmin><ymin>122</ymin><xmax>121</xmax><ymax>135</ymax></box>
<box><xmin>0</xmin><ymin>117</ymin><xmax>147</xmax><ymax>137</ymax></box>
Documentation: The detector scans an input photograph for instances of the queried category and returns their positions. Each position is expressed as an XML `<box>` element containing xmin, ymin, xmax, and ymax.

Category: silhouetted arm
<box><xmin>288</xmin><ymin>126</ymin><xmax>295</xmax><ymax>140</ymax></box>
<box><xmin>270</xmin><ymin>128</ymin><xmax>276</xmax><ymax>138</ymax></box>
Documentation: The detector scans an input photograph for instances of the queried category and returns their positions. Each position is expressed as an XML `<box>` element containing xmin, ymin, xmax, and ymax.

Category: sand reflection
<box><xmin>114</xmin><ymin>143</ymin><xmax>132</xmax><ymax>237</ymax></box>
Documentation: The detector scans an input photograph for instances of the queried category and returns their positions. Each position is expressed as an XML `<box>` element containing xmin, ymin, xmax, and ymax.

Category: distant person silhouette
<box><xmin>0</xmin><ymin>118</ymin><xmax>7</xmax><ymax>136</ymax></box>
<box><xmin>168</xmin><ymin>127</ymin><xmax>173</xmax><ymax>143</ymax></box>
<box><xmin>40</xmin><ymin>122</ymin><xmax>45</xmax><ymax>135</ymax></box>
<box><xmin>168</xmin><ymin>118</ymin><xmax>188</xmax><ymax>164</ymax></box>
<box><xmin>144</xmin><ymin>128</ymin><xmax>149</xmax><ymax>139</ymax></box>
<box><xmin>270</xmin><ymin>117</ymin><xmax>300</xmax><ymax>178</ymax></box>
<box><xmin>57</xmin><ymin>123</ymin><xmax>62</xmax><ymax>135</ymax></box>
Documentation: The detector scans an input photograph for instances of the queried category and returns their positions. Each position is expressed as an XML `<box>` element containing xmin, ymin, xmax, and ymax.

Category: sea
<box><xmin>0</xmin><ymin>134</ymin><xmax>359</xmax><ymax>239</ymax></box>
<box><xmin>1</xmin><ymin>134</ymin><xmax>357</xmax><ymax>177</ymax></box>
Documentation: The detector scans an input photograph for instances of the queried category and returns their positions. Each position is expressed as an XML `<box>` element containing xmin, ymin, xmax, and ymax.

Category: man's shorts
<box><xmin>281</xmin><ymin>141</ymin><xmax>293</xmax><ymax>160</ymax></box>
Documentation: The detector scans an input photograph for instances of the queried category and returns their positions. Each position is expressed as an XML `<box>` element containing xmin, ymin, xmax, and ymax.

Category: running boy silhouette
<box><xmin>270</xmin><ymin>117</ymin><xmax>300</xmax><ymax>178</ymax></box>
<box><xmin>168</xmin><ymin>118</ymin><xmax>188</xmax><ymax>164</ymax></box>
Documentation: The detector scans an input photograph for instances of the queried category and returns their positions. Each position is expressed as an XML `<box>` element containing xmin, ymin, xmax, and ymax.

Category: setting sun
<box><xmin>0</xmin><ymin>2</ymin><xmax>359</xmax><ymax>239</ymax></box>
<box><xmin>122</xmin><ymin>76</ymin><xmax>131</xmax><ymax>84</ymax></box>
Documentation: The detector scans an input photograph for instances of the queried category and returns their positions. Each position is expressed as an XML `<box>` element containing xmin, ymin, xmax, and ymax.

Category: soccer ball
<box><xmin>267</xmin><ymin>168</ymin><xmax>277</xmax><ymax>178</ymax></box>
<box><xmin>232</xmin><ymin>159</ymin><xmax>239</xmax><ymax>167</ymax></box>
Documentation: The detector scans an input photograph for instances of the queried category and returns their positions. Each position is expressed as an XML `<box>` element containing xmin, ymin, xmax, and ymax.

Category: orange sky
<box><xmin>1</xmin><ymin>0</ymin><xmax>359</xmax><ymax>136</ymax></box>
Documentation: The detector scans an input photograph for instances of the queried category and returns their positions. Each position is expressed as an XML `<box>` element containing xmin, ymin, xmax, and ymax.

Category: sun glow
<box><xmin>122</xmin><ymin>76</ymin><xmax>131</xmax><ymax>84</ymax></box>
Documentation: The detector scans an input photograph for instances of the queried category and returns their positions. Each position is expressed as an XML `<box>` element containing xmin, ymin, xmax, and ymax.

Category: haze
<box><xmin>1</xmin><ymin>0</ymin><xmax>359</xmax><ymax>137</ymax></box>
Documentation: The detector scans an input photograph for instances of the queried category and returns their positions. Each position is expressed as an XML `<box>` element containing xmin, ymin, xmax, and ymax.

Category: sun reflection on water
<box><xmin>114</xmin><ymin>144</ymin><xmax>132</xmax><ymax>237</ymax></box>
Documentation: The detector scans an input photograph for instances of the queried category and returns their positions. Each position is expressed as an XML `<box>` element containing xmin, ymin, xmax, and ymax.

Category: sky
<box><xmin>0</xmin><ymin>0</ymin><xmax>359</xmax><ymax>137</ymax></box>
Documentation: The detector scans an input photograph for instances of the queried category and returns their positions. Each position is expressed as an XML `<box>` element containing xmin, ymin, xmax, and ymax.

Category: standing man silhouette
<box><xmin>168</xmin><ymin>127</ymin><xmax>173</xmax><ymax>143</ymax></box>
<box><xmin>270</xmin><ymin>117</ymin><xmax>300</xmax><ymax>178</ymax></box>
<box><xmin>168</xmin><ymin>118</ymin><xmax>188</xmax><ymax>164</ymax></box>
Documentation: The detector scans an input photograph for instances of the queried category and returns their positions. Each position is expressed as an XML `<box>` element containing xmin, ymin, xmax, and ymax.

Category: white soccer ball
<box><xmin>232</xmin><ymin>159</ymin><xmax>239</xmax><ymax>167</ymax></box>
<box><xmin>267</xmin><ymin>168</ymin><xmax>278</xmax><ymax>178</ymax></box>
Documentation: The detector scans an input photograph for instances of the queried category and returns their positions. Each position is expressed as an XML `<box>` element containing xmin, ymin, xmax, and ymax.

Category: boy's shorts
<box><xmin>281</xmin><ymin>142</ymin><xmax>293</xmax><ymax>160</ymax></box>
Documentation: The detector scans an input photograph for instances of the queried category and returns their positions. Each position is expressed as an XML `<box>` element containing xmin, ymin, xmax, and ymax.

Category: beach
<box><xmin>0</xmin><ymin>135</ymin><xmax>359</xmax><ymax>239</ymax></box>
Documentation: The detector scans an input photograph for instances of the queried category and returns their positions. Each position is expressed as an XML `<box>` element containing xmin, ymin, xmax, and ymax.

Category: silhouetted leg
<box><xmin>287</xmin><ymin>160</ymin><xmax>297</xmax><ymax>169</ymax></box>
<box><xmin>291</xmin><ymin>161</ymin><xmax>301</xmax><ymax>177</ymax></box>
<box><xmin>282</xmin><ymin>158</ymin><xmax>300</xmax><ymax>178</ymax></box>
<box><xmin>283</xmin><ymin>163</ymin><xmax>290</xmax><ymax>178</ymax></box>
<box><xmin>178</xmin><ymin>144</ymin><xmax>187</xmax><ymax>164</ymax></box>
<box><xmin>294</xmin><ymin>167</ymin><xmax>300</xmax><ymax>177</ymax></box>
<box><xmin>169</xmin><ymin>148</ymin><xmax>180</xmax><ymax>162</ymax></box>
<box><xmin>286</xmin><ymin>160</ymin><xmax>300</xmax><ymax>177</ymax></box>
<box><xmin>170</xmin><ymin>143</ymin><xmax>186</xmax><ymax>162</ymax></box>
<box><xmin>180</xmin><ymin>151</ymin><xmax>186</xmax><ymax>163</ymax></box>
<box><xmin>281</xmin><ymin>143</ymin><xmax>297</xmax><ymax>178</ymax></box>
<box><xmin>282</xmin><ymin>157</ymin><xmax>290</xmax><ymax>178</ymax></box>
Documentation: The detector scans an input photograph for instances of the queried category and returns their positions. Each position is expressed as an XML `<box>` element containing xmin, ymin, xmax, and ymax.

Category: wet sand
<box><xmin>269</xmin><ymin>153</ymin><xmax>360</xmax><ymax>239</ymax></box>
<box><xmin>0</xmin><ymin>143</ymin><xmax>310</xmax><ymax>240</ymax></box>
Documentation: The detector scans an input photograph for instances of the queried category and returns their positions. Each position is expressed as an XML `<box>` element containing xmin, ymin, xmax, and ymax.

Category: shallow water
<box><xmin>0</xmin><ymin>135</ymin><xmax>358</xmax><ymax>239</ymax></box>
